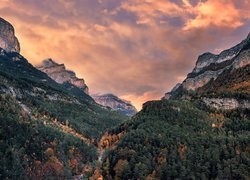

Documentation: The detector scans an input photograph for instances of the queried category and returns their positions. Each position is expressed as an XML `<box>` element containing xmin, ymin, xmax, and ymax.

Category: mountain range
<box><xmin>0</xmin><ymin>17</ymin><xmax>249</xmax><ymax>179</ymax></box>
<box><xmin>37</xmin><ymin>58</ymin><xmax>137</xmax><ymax>116</ymax></box>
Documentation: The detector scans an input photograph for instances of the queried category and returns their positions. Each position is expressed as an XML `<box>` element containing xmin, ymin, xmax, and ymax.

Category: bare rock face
<box><xmin>92</xmin><ymin>94</ymin><xmax>137</xmax><ymax>116</ymax></box>
<box><xmin>182</xmin><ymin>69</ymin><xmax>225</xmax><ymax>91</ymax></box>
<box><xmin>164</xmin><ymin>32</ymin><xmax>250</xmax><ymax>96</ymax></box>
<box><xmin>182</xmin><ymin>33</ymin><xmax>250</xmax><ymax>91</ymax></box>
<box><xmin>203</xmin><ymin>98</ymin><xmax>250</xmax><ymax>110</ymax></box>
<box><xmin>0</xmin><ymin>18</ymin><xmax>20</xmax><ymax>52</ymax></box>
<box><xmin>37</xmin><ymin>59</ymin><xmax>89</xmax><ymax>94</ymax></box>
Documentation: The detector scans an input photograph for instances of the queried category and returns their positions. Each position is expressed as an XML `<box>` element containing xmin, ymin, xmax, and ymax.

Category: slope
<box><xmin>100</xmin><ymin>34</ymin><xmax>250</xmax><ymax>179</ymax></box>
<box><xmin>0</xmin><ymin>48</ymin><xmax>128</xmax><ymax>179</ymax></box>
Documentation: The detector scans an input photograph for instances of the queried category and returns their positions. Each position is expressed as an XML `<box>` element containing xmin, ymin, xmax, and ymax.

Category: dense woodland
<box><xmin>102</xmin><ymin>100</ymin><xmax>250</xmax><ymax>179</ymax></box>
<box><xmin>0</xmin><ymin>95</ymin><xmax>98</xmax><ymax>179</ymax></box>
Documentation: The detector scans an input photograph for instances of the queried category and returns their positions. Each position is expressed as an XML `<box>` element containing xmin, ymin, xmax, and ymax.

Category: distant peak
<box><xmin>92</xmin><ymin>93</ymin><xmax>137</xmax><ymax>116</ymax></box>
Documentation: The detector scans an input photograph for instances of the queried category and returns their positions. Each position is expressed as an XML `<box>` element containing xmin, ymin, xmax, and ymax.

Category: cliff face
<box><xmin>0</xmin><ymin>18</ymin><xmax>20</xmax><ymax>52</ymax></box>
<box><xmin>37</xmin><ymin>59</ymin><xmax>89</xmax><ymax>94</ymax></box>
<box><xmin>92</xmin><ymin>94</ymin><xmax>137</xmax><ymax>116</ymax></box>
<box><xmin>182</xmin><ymin>33</ymin><xmax>250</xmax><ymax>91</ymax></box>
<box><xmin>163</xmin><ymin>33</ymin><xmax>250</xmax><ymax>110</ymax></box>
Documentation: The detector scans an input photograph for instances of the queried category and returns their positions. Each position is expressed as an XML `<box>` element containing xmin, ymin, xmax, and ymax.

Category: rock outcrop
<box><xmin>164</xmin><ymin>32</ymin><xmax>250</xmax><ymax>98</ymax></box>
<box><xmin>0</xmin><ymin>18</ymin><xmax>20</xmax><ymax>52</ymax></box>
<box><xmin>203</xmin><ymin>98</ymin><xmax>250</xmax><ymax>110</ymax></box>
<box><xmin>37</xmin><ymin>59</ymin><xmax>89</xmax><ymax>94</ymax></box>
<box><xmin>182</xmin><ymin>33</ymin><xmax>250</xmax><ymax>91</ymax></box>
<box><xmin>92</xmin><ymin>94</ymin><xmax>137</xmax><ymax>116</ymax></box>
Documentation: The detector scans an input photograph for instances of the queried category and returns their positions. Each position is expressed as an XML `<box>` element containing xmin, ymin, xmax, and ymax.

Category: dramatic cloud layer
<box><xmin>0</xmin><ymin>0</ymin><xmax>249</xmax><ymax>109</ymax></box>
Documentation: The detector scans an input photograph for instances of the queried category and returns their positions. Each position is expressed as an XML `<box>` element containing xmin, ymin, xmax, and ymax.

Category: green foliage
<box><xmin>0</xmin><ymin>95</ymin><xmax>97</xmax><ymax>179</ymax></box>
<box><xmin>0</xmin><ymin>51</ymin><xmax>127</xmax><ymax>139</ymax></box>
<box><xmin>0</xmin><ymin>50</ymin><xmax>128</xmax><ymax>178</ymax></box>
<box><xmin>103</xmin><ymin>100</ymin><xmax>250</xmax><ymax>179</ymax></box>
<box><xmin>198</xmin><ymin>65</ymin><xmax>250</xmax><ymax>100</ymax></box>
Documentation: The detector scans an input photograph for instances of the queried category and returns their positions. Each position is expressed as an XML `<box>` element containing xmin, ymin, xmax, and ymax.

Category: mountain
<box><xmin>1</xmin><ymin>17</ymin><xmax>249</xmax><ymax>179</ymax></box>
<box><xmin>164</xmin><ymin>33</ymin><xmax>250</xmax><ymax>109</ymax></box>
<box><xmin>38</xmin><ymin>59</ymin><xmax>137</xmax><ymax>116</ymax></box>
<box><xmin>0</xmin><ymin>18</ymin><xmax>128</xmax><ymax>179</ymax></box>
<box><xmin>100</xmin><ymin>33</ymin><xmax>250</xmax><ymax>179</ymax></box>
<box><xmin>37</xmin><ymin>58</ymin><xmax>89</xmax><ymax>94</ymax></box>
<box><xmin>92</xmin><ymin>94</ymin><xmax>137</xmax><ymax>116</ymax></box>
<box><xmin>0</xmin><ymin>17</ymin><xmax>20</xmax><ymax>52</ymax></box>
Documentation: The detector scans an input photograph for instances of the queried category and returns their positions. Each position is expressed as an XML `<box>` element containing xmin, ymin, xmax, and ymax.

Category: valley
<box><xmin>0</xmin><ymin>16</ymin><xmax>249</xmax><ymax>179</ymax></box>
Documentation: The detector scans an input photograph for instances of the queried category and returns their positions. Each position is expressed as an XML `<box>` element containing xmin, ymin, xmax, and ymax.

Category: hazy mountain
<box><xmin>92</xmin><ymin>94</ymin><xmax>137</xmax><ymax>116</ymax></box>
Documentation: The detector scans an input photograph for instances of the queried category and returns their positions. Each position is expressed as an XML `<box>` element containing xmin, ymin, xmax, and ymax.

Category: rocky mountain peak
<box><xmin>163</xmin><ymin>32</ymin><xmax>250</xmax><ymax>99</ymax></box>
<box><xmin>37</xmin><ymin>59</ymin><xmax>89</xmax><ymax>94</ymax></box>
<box><xmin>0</xmin><ymin>18</ymin><xmax>20</xmax><ymax>53</ymax></box>
<box><xmin>193</xmin><ymin>33</ymin><xmax>250</xmax><ymax>74</ymax></box>
<box><xmin>92</xmin><ymin>93</ymin><xmax>137</xmax><ymax>116</ymax></box>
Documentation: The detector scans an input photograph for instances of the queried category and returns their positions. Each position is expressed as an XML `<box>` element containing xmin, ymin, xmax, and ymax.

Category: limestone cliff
<box><xmin>164</xmin><ymin>32</ymin><xmax>250</xmax><ymax>98</ymax></box>
<box><xmin>183</xmin><ymin>33</ymin><xmax>250</xmax><ymax>91</ymax></box>
<box><xmin>37</xmin><ymin>59</ymin><xmax>89</xmax><ymax>94</ymax></box>
<box><xmin>0</xmin><ymin>18</ymin><xmax>20</xmax><ymax>52</ymax></box>
<box><xmin>163</xmin><ymin>33</ymin><xmax>250</xmax><ymax>110</ymax></box>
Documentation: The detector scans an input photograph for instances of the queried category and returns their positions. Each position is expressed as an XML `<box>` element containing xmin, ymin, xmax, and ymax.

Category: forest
<box><xmin>101</xmin><ymin>100</ymin><xmax>250</xmax><ymax>179</ymax></box>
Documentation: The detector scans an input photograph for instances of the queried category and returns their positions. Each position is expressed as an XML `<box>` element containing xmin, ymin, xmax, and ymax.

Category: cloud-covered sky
<box><xmin>0</xmin><ymin>0</ymin><xmax>249</xmax><ymax>109</ymax></box>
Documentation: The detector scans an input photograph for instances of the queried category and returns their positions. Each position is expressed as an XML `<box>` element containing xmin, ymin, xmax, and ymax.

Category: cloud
<box><xmin>183</xmin><ymin>0</ymin><xmax>244</xmax><ymax>30</ymax></box>
<box><xmin>0</xmin><ymin>0</ymin><xmax>249</xmax><ymax>110</ymax></box>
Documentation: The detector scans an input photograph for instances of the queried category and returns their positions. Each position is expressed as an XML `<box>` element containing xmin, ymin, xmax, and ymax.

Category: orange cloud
<box><xmin>121</xmin><ymin>91</ymin><xmax>160</xmax><ymax>110</ymax></box>
<box><xmin>121</xmin><ymin>0</ymin><xmax>183</xmax><ymax>25</ymax></box>
<box><xmin>183</xmin><ymin>0</ymin><xmax>244</xmax><ymax>30</ymax></box>
<box><xmin>121</xmin><ymin>0</ymin><xmax>248</xmax><ymax>30</ymax></box>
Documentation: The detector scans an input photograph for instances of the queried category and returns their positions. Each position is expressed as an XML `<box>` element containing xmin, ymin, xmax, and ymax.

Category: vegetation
<box><xmin>0</xmin><ymin>95</ymin><xmax>97</xmax><ymax>179</ymax></box>
<box><xmin>198</xmin><ymin>65</ymin><xmax>250</xmax><ymax>100</ymax></box>
<box><xmin>102</xmin><ymin>100</ymin><xmax>250</xmax><ymax>179</ymax></box>
<box><xmin>0</xmin><ymin>46</ymin><xmax>249</xmax><ymax>179</ymax></box>
<box><xmin>0</xmin><ymin>49</ymin><xmax>128</xmax><ymax>178</ymax></box>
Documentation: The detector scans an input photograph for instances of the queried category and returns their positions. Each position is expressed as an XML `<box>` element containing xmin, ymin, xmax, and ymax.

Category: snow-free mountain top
<box><xmin>92</xmin><ymin>93</ymin><xmax>137</xmax><ymax>116</ymax></box>
<box><xmin>164</xmin><ymin>32</ymin><xmax>250</xmax><ymax>96</ymax></box>
<box><xmin>37</xmin><ymin>58</ymin><xmax>89</xmax><ymax>94</ymax></box>
<box><xmin>0</xmin><ymin>18</ymin><xmax>20</xmax><ymax>53</ymax></box>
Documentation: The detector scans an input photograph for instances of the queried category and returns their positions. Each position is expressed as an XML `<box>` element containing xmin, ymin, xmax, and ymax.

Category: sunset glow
<box><xmin>0</xmin><ymin>0</ymin><xmax>249</xmax><ymax>109</ymax></box>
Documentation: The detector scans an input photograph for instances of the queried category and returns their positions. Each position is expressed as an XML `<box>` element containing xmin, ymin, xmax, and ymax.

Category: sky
<box><xmin>0</xmin><ymin>0</ymin><xmax>249</xmax><ymax>110</ymax></box>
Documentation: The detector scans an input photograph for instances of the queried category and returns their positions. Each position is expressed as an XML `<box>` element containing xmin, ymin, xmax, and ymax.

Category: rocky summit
<box><xmin>0</xmin><ymin>18</ymin><xmax>20</xmax><ymax>52</ymax></box>
<box><xmin>164</xmin><ymin>32</ymin><xmax>250</xmax><ymax>103</ymax></box>
<box><xmin>37</xmin><ymin>58</ymin><xmax>89</xmax><ymax>94</ymax></box>
<box><xmin>92</xmin><ymin>93</ymin><xmax>137</xmax><ymax>116</ymax></box>
<box><xmin>102</xmin><ymin>33</ymin><xmax>250</xmax><ymax>180</ymax></box>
